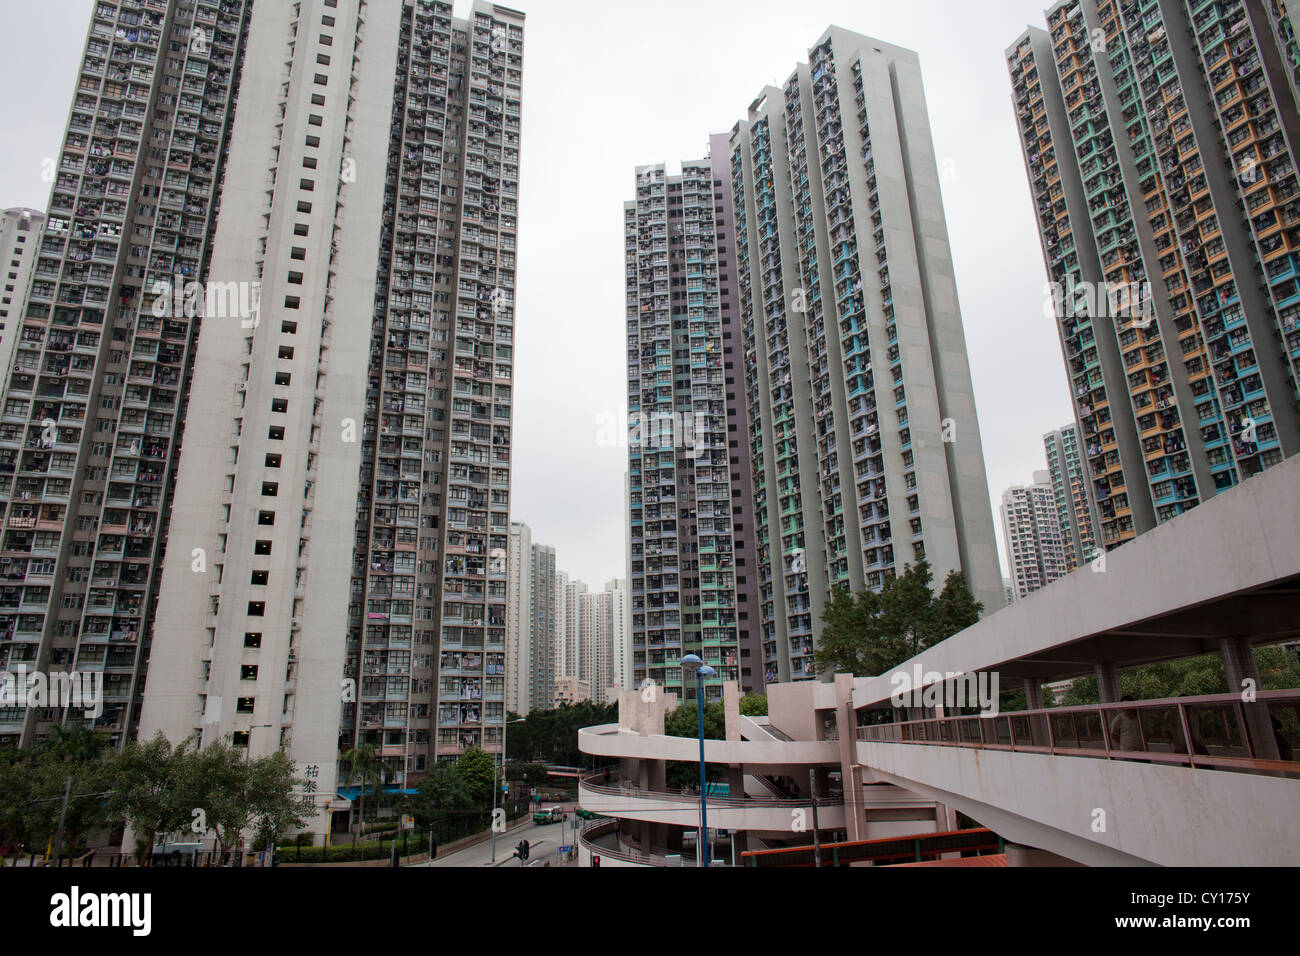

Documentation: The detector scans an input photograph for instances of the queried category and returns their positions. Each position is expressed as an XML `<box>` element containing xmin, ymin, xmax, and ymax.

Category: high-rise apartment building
<box><xmin>606</xmin><ymin>576</ymin><xmax>630</xmax><ymax>695</ymax></box>
<box><xmin>560</xmin><ymin>574</ymin><xmax>585</xmax><ymax>682</ymax></box>
<box><xmin>1000</xmin><ymin>470</ymin><xmax>1070</xmax><ymax>600</ymax></box>
<box><xmin>0</xmin><ymin>0</ymin><xmax>256</xmax><ymax>748</ymax></box>
<box><xmin>143</xmin><ymin>0</ymin><xmax>524</xmax><ymax>827</ymax></box>
<box><xmin>527</xmin><ymin>542</ymin><xmax>556</xmax><ymax>712</ymax></box>
<box><xmin>1043</xmin><ymin>422</ymin><xmax>1098</xmax><ymax>569</ymax></box>
<box><xmin>625</xmin><ymin>158</ymin><xmax>742</xmax><ymax>703</ymax></box>
<box><xmin>0</xmin><ymin>209</ymin><xmax>46</xmax><ymax>385</ymax></box>
<box><xmin>1008</xmin><ymin>1</ymin><xmax>1300</xmax><ymax>556</ymax></box>
<box><xmin>0</xmin><ymin>0</ymin><xmax>525</xmax><ymax>835</ymax></box>
<box><xmin>728</xmin><ymin>29</ymin><xmax>1004</xmax><ymax>683</ymax></box>
<box><xmin>505</xmin><ymin>520</ymin><xmax>531</xmax><ymax>714</ymax></box>
<box><xmin>578</xmin><ymin>586</ymin><xmax>612</xmax><ymax>696</ymax></box>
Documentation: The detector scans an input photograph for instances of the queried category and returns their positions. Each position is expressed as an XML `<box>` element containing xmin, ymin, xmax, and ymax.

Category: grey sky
<box><xmin>0</xmin><ymin>0</ymin><xmax>1069</xmax><ymax>588</ymax></box>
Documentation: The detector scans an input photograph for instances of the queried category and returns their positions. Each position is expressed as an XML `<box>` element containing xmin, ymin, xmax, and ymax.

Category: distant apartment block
<box><xmin>1000</xmin><ymin>471</ymin><xmax>1070</xmax><ymax>600</ymax></box>
<box><xmin>1043</xmin><ymin>422</ymin><xmax>1099</xmax><ymax>568</ymax></box>
<box><xmin>553</xmin><ymin>675</ymin><xmax>591</xmax><ymax>705</ymax></box>
<box><xmin>728</xmin><ymin>28</ymin><xmax>1004</xmax><ymax>683</ymax></box>
<box><xmin>1008</xmin><ymin>1</ymin><xmax>1300</xmax><ymax>557</ymax></box>
<box><xmin>0</xmin><ymin>209</ymin><xmax>45</xmax><ymax>385</ymax></box>
<box><xmin>607</xmin><ymin>576</ymin><xmax>631</xmax><ymax>695</ymax></box>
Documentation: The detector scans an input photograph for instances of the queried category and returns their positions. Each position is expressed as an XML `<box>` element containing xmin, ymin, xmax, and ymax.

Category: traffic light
<box><xmin>591</xmin><ymin>855</ymin><xmax>601</xmax><ymax>867</ymax></box>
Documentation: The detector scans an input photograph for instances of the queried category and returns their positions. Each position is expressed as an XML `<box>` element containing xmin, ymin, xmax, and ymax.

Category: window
<box><xmin>287</xmin><ymin>272</ymin><xmax>303</xmax><ymax>285</ymax></box>
<box><xmin>314</xmin><ymin>73</ymin><xmax>328</xmax><ymax>85</ymax></box>
<box><xmin>295</xmin><ymin>202</ymin><xmax>311</xmax><ymax>214</ymax></box>
<box><xmin>308</xmin><ymin>114</ymin><xmax>323</xmax><ymax>126</ymax></box>
<box><xmin>310</xmin><ymin>93</ymin><xmax>325</xmax><ymax>106</ymax></box>
<box><xmin>261</xmin><ymin>482</ymin><xmax>278</xmax><ymax>497</ymax></box>
<box><xmin>244</xmin><ymin>632</ymin><xmax>262</xmax><ymax>648</ymax></box>
<box><xmin>282</xmin><ymin>319</ymin><xmax>299</xmax><ymax>332</ymax></box>
<box><xmin>251</xmin><ymin>570</ymin><xmax>269</xmax><ymax>586</ymax></box>
<box><xmin>302</xmin><ymin>157</ymin><xmax>318</xmax><ymax>169</ymax></box>
<box><xmin>320</xmin><ymin>33</ymin><xmax>333</xmax><ymax>45</ymax></box>
<box><xmin>265</xmin><ymin>454</ymin><xmax>282</xmax><ymax>468</ymax></box>
<box><xmin>236</xmin><ymin>697</ymin><xmax>256</xmax><ymax>713</ymax></box>
<box><xmin>271</xmin><ymin>398</ymin><xmax>288</xmax><ymax>413</ymax></box>
<box><xmin>299</xmin><ymin>178</ymin><xmax>314</xmax><ymax>191</ymax></box>
<box><xmin>241</xmin><ymin>665</ymin><xmax>259</xmax><ymax>680</ymax></box>
<box><xmin>232</xmin><ymin>731</ymin><xmax>249</xmax><ymax>746</ymax></box>
<box><xmin>279</xmin><ymin>346</ymin><xmax>295</xmax><ymax>359</ymax></box>
<box><xmin>284</xmin><ymin>295</ymin><xmax>301</xmax><ymax>309</ymax></box>
<box><xmin>268</xmin><ymin>426</ymin><xmax>285</xmax><ymax>440</ymax></box>
<box><xmin>258</xmin><ymin>510</ymin><xmax>276</xmax><ymax>526</ymax></box>
<box><xmin>247</xmin><ymin>602</ymin><xmax>265</xmax><ymax>617</ymax></box>
<box><xmin>255</xmin><ymin>540</ymin><xmax>273</xmax><ymax>556</ymax></box>
<box><xmin>290</xmin><ymin>248</ymin><xmax>306</xmax><ymax>261</ymax></box>
<box><xmin>275</xmin><ymin>372</ymin><xmax>292</xmax><ymax>386</ymax></box>
<box><xmin>294</xmin><ymin>223</ymin><xmax>309</xmax><ymax>236</ymax></box>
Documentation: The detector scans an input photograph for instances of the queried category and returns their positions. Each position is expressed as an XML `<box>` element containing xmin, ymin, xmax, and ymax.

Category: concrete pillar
<box><xmin>1024</xmin><ymin>679</ymin><xmax>1049</xmax><ymax>747</ymax></box>
<box><xmin>723</xmin><ymin>680</ymin><xmax>741</xmax><ymax>741</ymax></box>
<box><xmin>1094</xmin><ymin>662</ymin><xmax>1121</xmax><ymax>703</ymax></box>
<box><xmin>1218</xmin><ymin>636</ymin><xmax>1280</xmax><ymax>761</ymax></box>
<box><xmin>1024</xmin><ymin>679</ymin><xmax>1044</xmax><ymax>710</ymax></box>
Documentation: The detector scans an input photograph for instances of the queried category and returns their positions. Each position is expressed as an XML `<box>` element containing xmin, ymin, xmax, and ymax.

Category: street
<box><xmin>416</xmin><ymin>805</ymin><xmax>581</xmax><ymax>867</ymax></box>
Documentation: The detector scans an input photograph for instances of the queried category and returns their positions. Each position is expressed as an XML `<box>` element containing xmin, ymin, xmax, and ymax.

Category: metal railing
<box><xmin>578</xmin><ymin>769</ymin><xmax>843</xmax><ymax>809</ymax></box>
<box><xmin>577</xmin><ymin>818</ymin><xmax>699</xmax><ymax>867</ymax></box>
<box><xmin>857</xmin><ymin>690</ymin><xmax>1300</xmax><ymax>774</ymax></box>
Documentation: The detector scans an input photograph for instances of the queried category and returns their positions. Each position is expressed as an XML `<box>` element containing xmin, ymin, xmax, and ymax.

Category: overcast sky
<box><xmin>0</xmin><ymin>0</ymin><xmax>1071</xmax><ymax>588</ymax></box>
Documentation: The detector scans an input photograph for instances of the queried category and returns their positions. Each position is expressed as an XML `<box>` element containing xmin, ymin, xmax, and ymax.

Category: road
<box><xmin>416</xmin><ymin>805</ymin><xmax>581</xmax><ymax>867</ymax></box>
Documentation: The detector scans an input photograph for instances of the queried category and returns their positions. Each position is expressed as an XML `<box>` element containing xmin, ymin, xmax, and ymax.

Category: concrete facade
<box><xmin>728</xmin><ymin>28</ymin><xmax>1004</xmax><ymax>686</ymax></box>
<box><xmin>0</xmin><ymin>209</ymin><xmax>45</xmax><ymax>386</ymax></box>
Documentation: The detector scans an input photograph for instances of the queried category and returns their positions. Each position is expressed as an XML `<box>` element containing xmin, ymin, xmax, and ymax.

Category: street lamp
<box><xmin>491</xmin><ymin>716</ymin><xmax>529</xmax><ymax>863</ymax></box>
<box><xmin>680</xmin><ymin>654</ymin><xmax>716</xmax><ymax>867</ymax></box>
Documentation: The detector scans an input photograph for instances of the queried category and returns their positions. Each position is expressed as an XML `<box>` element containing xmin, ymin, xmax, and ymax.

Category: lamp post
<box><xmin>680</xmin><ymin>654</ymin><xmax>716</xmax><ymax>867</ymax></box>
<box><xmin>491</xmin><ymin>716</ymin><xmax>528</xmax><ymax>863</ymax></box>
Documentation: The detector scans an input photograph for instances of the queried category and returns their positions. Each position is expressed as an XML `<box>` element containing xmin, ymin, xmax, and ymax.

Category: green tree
<box><xmin>407</xmin><ymin>763</ymin><xmax>475</xmax><ymax>834</ymax></box>
<box><xmin>815</xmin><ymin>561</ymin><xmax>983</xmax><ymax>677</ymax></box>
<box><xmin>341</xmin><ymin>743</ymin><xmax>390</xmax><ymax>838</ymax></box>
<box><xmin>106</xmin><ymin>733</ymin><xmax>195</xmax><ymax>865</ymax></box>
<box><xmin>738</xmin><ymin>693</ymin><xmax>768</xmax><ymax>717</ymax></box>
<box><xmin>455</xmin><ymin>747</ymin><xmax>497</xmax><ymax>806</ymax></box>
<box><xmin>184</xmin><ymin>741</ymin><xmax>304</xmax><ymax>859</ymax></box>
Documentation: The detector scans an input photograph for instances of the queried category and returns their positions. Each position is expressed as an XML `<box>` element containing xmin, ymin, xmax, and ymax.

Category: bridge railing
<box><xmin>856</xmin><ymin>690</ymin><xmax>1300</xmax><ymax>774</ymax></box>
<box><xmin>578</xmin><ymin>768</ymin><xmax>843</xmax><ymax>809</ymax></box>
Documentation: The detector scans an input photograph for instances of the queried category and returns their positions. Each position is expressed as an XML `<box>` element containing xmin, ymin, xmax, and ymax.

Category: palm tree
<box><xmin>342</xmin><ymin>744</ymin><xmax>390</xmax><ymax>842</ymax></box>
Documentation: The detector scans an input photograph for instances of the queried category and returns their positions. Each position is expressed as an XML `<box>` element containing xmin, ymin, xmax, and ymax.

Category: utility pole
<box><xmin>809</xmin><ymin>769</ymin><xmax>822</xmax><ymax>868</ymax></box>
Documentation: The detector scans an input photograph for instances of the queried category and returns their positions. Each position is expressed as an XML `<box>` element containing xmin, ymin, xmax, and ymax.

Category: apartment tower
<box><xmin>1008</xmin><ymin>1</ymin><xmax>1300</xmax><ymax>555</ymax></box>
<box><xmin>0</xmin><ymin>0</ymin><xmax>528</xmax><ymax>838</ymax></box>
<box><xmin>1042</xmin><ymin>422</ymin><xmax>1098</xmax><ymax>569</ymax></box>
<box><xmin>0</xmin><ymin>209</ymin><xmax>47</xmax><ymax>385</ymax></box>
<box><xmin>0</xmin><ymin>0</ymin><xmax>255</xmax><ymax>748</ymax></box>
<box><xmin>1000</xmin><ymin>470</ymin><xmax>1070</xmax><ymax>600</ymax></box>
<box><xmin>728</xmin><ymin>29</ymin><xmax>1004</xmax><ymax>684</ymax></box>
<box><xmin>625</xmin><ymin>158</ymin><xmax>742</xmax><ymax>703</ymax></box>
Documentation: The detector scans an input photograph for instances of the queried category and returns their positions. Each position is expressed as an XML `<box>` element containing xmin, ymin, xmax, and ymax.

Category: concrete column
<box><xmin>1094</xmin><ymin>662</ymin><xmax>1121</xmax><ymax>703</ymax></box>
<box><xmin>1025</xmin><ymin>678</ymin><xmax>1049</xmax><ymax>746</ymax></box>
<box><xmin>1024</xmin><ymin>679</ymin><xmax>1044</xmax><ymax>710</ymax></box>
<box><xmin>1219</xmin><ymin>636</ymin><xmax>1280</xmax><ymax>761</ymax></box>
